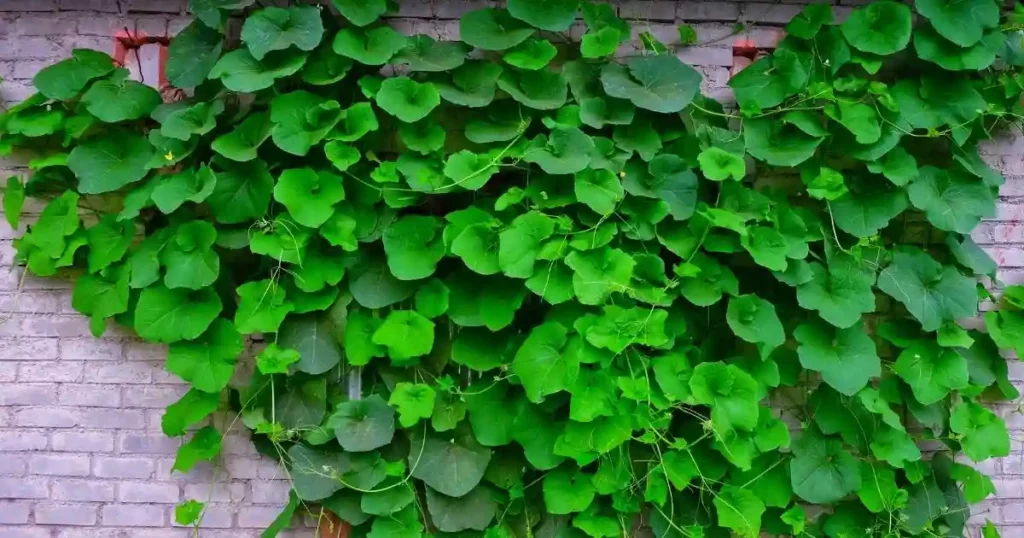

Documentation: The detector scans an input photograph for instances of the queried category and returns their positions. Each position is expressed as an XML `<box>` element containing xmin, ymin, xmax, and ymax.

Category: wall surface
<box><xmin>1</xmin><ymin>0</ymin><xmax>1023</xmax><ymax>537</ymax></box>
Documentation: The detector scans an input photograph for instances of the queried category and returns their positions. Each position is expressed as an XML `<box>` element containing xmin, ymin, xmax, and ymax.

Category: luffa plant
<box><xmin>2</xmin><ymin>1</ymin><xmax>1024</xmax><ymax>537</ymax></box>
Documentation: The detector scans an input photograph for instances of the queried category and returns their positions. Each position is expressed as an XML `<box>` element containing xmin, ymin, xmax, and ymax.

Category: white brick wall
<box><xmin>0</xmin><ymin>0</ymin><xmax>1022</xmax><ymax>536</ymax></box>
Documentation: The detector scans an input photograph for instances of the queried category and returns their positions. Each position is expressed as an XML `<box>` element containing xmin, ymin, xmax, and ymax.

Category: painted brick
<box><xmin>59</xmin><ymin>338</ymin><xmax>123</xmax><ymax>361</ymax></box>
<box><xmin>18</xmin><ymin>361</ymin><xmax>84</xmax><ymax>382</ymax></box>
<box><xmin>50</xmin><ymin>431</ymin><xmax>115</xmax><ymax>453</ymax></box>
<box><xmin>13</xmin><ymin>407</ymin><xmax>78</xmax><ymax>428</ymax></box>
<box><xmin>82</xmin><ymin>362</ymin><xmax>153</xmax><ymax>384</ymax></box>
<box><xmin>0</xmin><ymin>501</ymin><xmax>30</xmax><ymax>523</ymax></box>
<box><xmin>0</xmin><ymin>477</ymin><xmax>49</xmax><ymax>499</ymax></box>
<box><xmin>79</xmin><ymin>409</ymin><xmax>146</xmax><ymax>430</ymax></box>
<box><xmin>183</xmin><ymin>482</ymin><xmax>247</xmax><ymax>503</ymax></box>
<box><xmin>59</xmin><ymin>385</ymin><xmax>123</xmax><ymax>408</ymax></box>
<box><xmin>92</xmin><ymin>457</ymin><xmax>155</xmax><ymax>479</ymax></box>
<box><xmin>0</xmin><ymin>527</ymin><xmax>50</xmax><ymax>538</ymax></box>
<box><xmin>122</xmin><ymin>386</ymin><xmax>185</xmax><ymax>408</ymax></box>
<box><xmin>29</xmin><ymin>454</ymin><xmax>91</xmax><ymax>476</ymax></box>
<box><xmin>117</xmin><ymin>482</ymin><xmax>180</xmax><ymax>504</ymax></box>
<box><xmin>0</xmin><ymin>429</ymin><xmax>48</xmax><ymax>451</ymax></box>
<box><xmin>0</xmin><ymin>338</ymin><xmax>59</xmax><ymax>360</ymax></box>
<box><xmin>52</xmin><ymin>479</ymin><xmax>115</xmax><ymax>502</ymax></box>
<box><xmin>0</xmin><ymin>383</ymin><xmax>57</xmax><ymax>405</ymax></box>
<box><xmin>0</xmin><ymin>455</ymin><xmax>27</xmax><ymax>476</ymax></box>
<box><xmin>100</xmin><ymin>504</ymin><xmax>167</xmax><ymax>527</ymax></box>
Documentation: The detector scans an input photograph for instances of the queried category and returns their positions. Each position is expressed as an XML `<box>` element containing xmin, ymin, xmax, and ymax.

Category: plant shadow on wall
<box><xmin>3</xmin><ymin>0</ymin><xmax>1024</xmax><ymax>536</ymax></box>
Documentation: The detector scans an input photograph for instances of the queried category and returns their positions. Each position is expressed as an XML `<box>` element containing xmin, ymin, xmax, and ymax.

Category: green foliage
<box><xmin>2</xmin><ymin>1</ymin><xmax>1021</xmax><ymax>536</ymax></box>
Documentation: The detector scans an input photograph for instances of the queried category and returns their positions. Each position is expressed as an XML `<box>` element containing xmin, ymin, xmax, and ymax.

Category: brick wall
<box><xmin>0</xmin><ymin>0</ymin><xmax>1022</xmax><ymax>536</ymax></box>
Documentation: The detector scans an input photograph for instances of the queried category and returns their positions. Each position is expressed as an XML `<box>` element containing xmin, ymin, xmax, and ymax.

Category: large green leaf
<box><xmin>512</xmin><ymin>322</ymin><xmax>576</xmax><ymax>403</ymax></box>
<box><xmin>460</xmin><ymin>8</ymin><xmax>535</xmax><ymax>51</ymax></box>
<box><xmin>796</xmin><ymin>258</ymin><xmax>875</xmax><ymax>328</ymax></box>
<box><xmin>278</xmin><ymin>314</ymin><xmax>342</xmax><ymax>375</ymax></box>
<box><xmin>240</xmin><ymin>6</ymin><xmax>323</xmax><ymax>60</ymax></box>
<box><xmin>81</xmin><ymin>70</ymin><xmax>161</xmax><ymax>123</ymax></box>
<box><xmin>689</xmin><ymin>362</ymin><xmax>760</xmax><ymax>433</ymax></box>
<box><xmin>33</xmin><ymin>49</ymin><xmax>114</xmax><ymax>100</ymax></box>
<box><xmin>507</xmin><ymin>0</ymin><xmax>578</xmax><ymax>31</ymax></box>
<box><xmin>166</xmin><ymin>19</ymin><xmax>223</xmax><ymax>88</ymax></box>
<box><xmin>210</xmin><ymin>48</ymin><xmax>308</xmax><ymax>92</ymax></box>
<box><xmin>333</xmin><ymin>0</ymin><xmax>387</xmax><ymax>26</ymax></box>
<box><xmin>166</xmin><ymin>318</ymin><xmax>242</xmax><ymax>392</ymax></box>
<box><xmin>795</xmin><ymin>319</ymin><xmax>880</xmax><ymax>396</ymax></box>
<box><xmin>68</xmin><ymin>133</ymin><xmax>153</xmax><ymax>194</ymax></box>
<box><xmin>790</xmin><ymin>430</ymin><xmax>861</xmax><ymax>504</ymax></box>
<box><xmin>375</xmin><ymin>77</ymin><xmax>441</xmax><ymax>123</ymax></box>
<box><xmin>916</xmin><ymin>0</ymin><xmax>999</xmax><ymax>47</ymax></box>
<box><xmin>600</xmin><ymin>55</ymin><xmax>701</xmax><ymax>113</ymax></box>
<box><xmin>332</xmin><ymin>26</ymin><xmax>408</xmax><ymax>65</ymax></box>
<box><xmin>410</xmin><ymin>428</ymin><xmax>492</xmax><ymax>497</ymax></box>
<box><xmin>892</xmin><ymin>341</ymin><xmax>969</xmax><ymax>405</ymax></box>
<box><xmin>878</xmin><ymin>248</ymin><xmax>978</xmax><ymax>332</ymax></box>
<box><xmin>726</xmin><ymin>294</ymin><xmax>785</xmax><ymax>349</ymax></box>
<box><xmin>908</xmin><ymin>166</ymin><xmax>994</xmax><ymax>234</ymax></box>
<box><xmin>330</xmin><ymin>394</ymin><xmax>395</xmax><ymax>452</ymax></box>
<box><xmin>134</xmin><ymin>285</ymin><xmax>222</xmax><ymax>343</ymax></box>
<box><xmin>840</xmin><ymin>2</ymin><xmax>912</xmax><ymax>55</ymax></box>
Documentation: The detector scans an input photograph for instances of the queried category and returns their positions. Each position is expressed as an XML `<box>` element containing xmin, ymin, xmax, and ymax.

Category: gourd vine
<box><xmin>2</xmin><ymin>1</ymin><xmax>1024</xmax><ymax>537</ymax></box>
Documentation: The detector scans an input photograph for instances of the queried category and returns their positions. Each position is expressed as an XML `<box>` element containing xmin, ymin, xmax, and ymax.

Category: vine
<box><xmin>1</xmin><ymin>1</ymin><xmax>1023</xmax><ymax>537</ymax></box>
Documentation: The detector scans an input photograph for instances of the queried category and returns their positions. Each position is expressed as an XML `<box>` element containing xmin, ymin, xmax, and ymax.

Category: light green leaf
<box><xmin>795</xmin><ymin>319</ymin><xmax>880</xmax><ymax>396</ymax></box>
<box><xmin>68</xmin><ymin>133</ymin><xmax>153</xmax><ymax>194</ymax></box>
<box><xmin>375</xmin><ymin>77</ymin><xmax>440</xmax><ymax>123</ymax></box>
<box><xmin>916</xmin><ymin>0</ymin><xmax>999</xmax><ymax>47</ymax></box>
<box><xmin>600</xmin><ymin>54</ymin><xmax>701</xmax><ymax>113</ymax></box>
<box><xmin>81</xmin><ymin>70</ymin><xmax>161</xmax><ymax>123</ymax></box>
<box><xmin>513</xmin><ymin>322</ymin><xmax>576</xmax><ymax>403</ymax></box>
<box><xmin>273</xmin><ymin>168</ymin><xmax>345</xmax><ymax>228</ymax></box>
<box><xmin>166</xmin><ymin>318</ymin><xmax>242</xmax><ymax>392</ymax></box>
<box><xmin>329</xmin><ymin>394</ymin><xmax>395</xmax><ymax>452</ymax></box>
<box><xmin>135</xmin><ymin>285</ymin><xmax>221</xmax><ymax>343</ymax></box>
<box><xmin>460</xmin><ymin>8</ymin><xmax>535</xmax><ymax>51</ymax></box>
<box><xmin>878</xmin><ymin>247</ymin><xmax>977</xmax><ymax>332</ymax></box>
<box><xmin>389</xmin><ymin>382</ymin><xmax>436</xmax><ymax>428</ymax></box>
<box><xmin>908</xmin><ymin>166</ymin><xmax>994</xmax><ymax>234</ymax></box>
<box><xmin>332</xmin><ymin>26</ymin><xmax>408</xmax><ymax>65</ymax></box>
<box><xmin>33</xmin><ymin>49</ymin><xmax>114</xmax><ymax>100</ymax></box>
<box><xmin>726</xmin><ymin>294</ymin><xmax>785</xmax><ymax>349</ymax></box>
<box><xmin>241</xmin><ymin>6</ymin><xmax>323</xmax><ymax>60</ymax></box>
<box><xmin>840</xmin><ymin>1</ymin><xmax>912</xmax><ymax>55</ymax></box>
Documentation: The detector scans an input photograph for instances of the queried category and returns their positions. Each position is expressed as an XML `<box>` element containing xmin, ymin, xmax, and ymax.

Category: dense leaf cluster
<box><xmin>2</xmin><ymin>0</ymin><xmax>1024</xmax><ymax>536</ymax></box>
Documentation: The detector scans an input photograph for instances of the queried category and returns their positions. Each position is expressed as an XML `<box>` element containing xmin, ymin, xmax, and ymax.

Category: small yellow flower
<box><xmin>164</xmin><ymin>151</ymin><xmax>174</xmax><ymax>161</ymax></box>
<box><xmin>618</xmin><ymin>171</ymin><xmax>626</xmax><ymax>178</ymax></box>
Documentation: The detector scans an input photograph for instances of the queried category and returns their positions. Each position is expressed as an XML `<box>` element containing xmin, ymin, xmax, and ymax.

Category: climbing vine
<box><xmin>2</xmin><ymin>0</ymin><xmax>1024</xmax><ymax>536</ymax></box>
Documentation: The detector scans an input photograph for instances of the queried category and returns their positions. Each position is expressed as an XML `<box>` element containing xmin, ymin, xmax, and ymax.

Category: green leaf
<box><xmin>796</xmin><ymin>258</ymin><xmax>875</xmax><ymax>328</ymax></box>
<box><xmin>166</xmin><ymin>19</ymin><xmax>223</xmax><ymax>88</ymax></box>
<box><xmin>68</xmin><ymin>133</ymin><xmax>153</xmax><ymax>194</ymax></box>
<box><xmin>425</xmin><ymin>486</ymin><xmax>497</xmax><ymax>532</ymax></box>
<box><xmin>433</xmin><ymin>61</ymin><xmax>504</xmax><ymax>108</ymax></box>
<box><xmin>523</xmin><ymin>128</ymin><xmax>594</xmax><ymax>174</ymax></box>
<box><xmin>830</xmin><ymin>187</ymin><xmax>907</xmax><ymax>238</ymax></box>
<box><xmin>157</xmin><ymin>100</ymin><xmax>224</xmax><ymax>141</ymax></box>
<box><xmin>915</xmin><ymin>25</ymin><xmax>1005</xmax><ymax>71</ymax></box>
<box><xmin>85</xmin><ymin>215</ymin><xmax>133</xmax><ymax>273</ymax></box>
<box><xmin>399</xmin><ymin>120</ymin><xmax>445</xmax><ymax>155</ymax></box>
<box><xmin>507</xmin><ymin>0</ymin><xmax>577</xmax><ymax>31</ymax></box>
<box><xmin>714</xmin><ymin>485</ymin><xmax>765</xmax><ymax>538</ymax></box>
<box><xmin>866</xmin><ymin>146</ymin><xmax>918</xmax><ymax>186</ymax></box>
<box><xmin>790</xmin><ymin>429</ymin><xmax>861</xmax><ymax>504</ymax></box>
<box><xmin>460</xmin><ymin>8</ymin><xmax>535</xmax><ymax>51</ymax></box>
<box><xmin>444</xmin><ymin>150</ymin><xmax>499</xmax><ymax>190</ymax></box>
<box><xmin>908</xmin><ymin>166</ymin><xmax>994</xmax><ymax>234</ymax></box>
<box><xmin>744</xmin><ymin>117</ymin><xmax>822</xmax><ymax>167</ymax></box>
<box><xmin>210</xmin><ymin>49</ymin><xmax>308</xmax><ymax>92</ymax></box>
<box><xmin>33</xmin><ymin>49</ymin><xmax>114</xmax><ymax>100</ymax></box>
<box><xmin>832</xmin><ymin>101</ymin><xmax>880</xmax><ymax>144</ymax></box>
<box><xmin>3</xmin><ymin>176</ymin><xmax>24</xmax><ymax>230</ymax></box>
<box><xmin>207</xmin><ymin>159</ymin><xmax>274</xmax><ymax>224</ymax></box>
<box><xmin>741</xmin><ymin>226</ymin><xmax>789</xmax><ymax>272</ymax></box>
<box><xmin>600</xmin><ymin>55</ymin><xmax>701</xmax><ymax>113</ymax></box>
<box><xmin>542</xmin><ymin>467</ymin><xmax>595</xmax><ymax>515</ymax></box>
<box><xmin>947</xmin><ymin>234</ymin><xmax>997</xmax><ymax>276</ymax></box>
<box><xmin>892</xmin><ymin>341</ymin><xmax>969</xmax><ymax>405</ymax></box>
<box><xmin>174</xmin><ymin>499</ymin><xmax>205</xmax><ymax>527</ymax></box>
<box><xmin>878</xmin><ymin>247</ymin><xmax>977</xmax><ymax>332</ymax></box>
<box><xmin>330</xmin><ymin>102</ymin><xmax>379</xmax><ymax>142</ymax></box>
<box><xmin>410</xmin><ymin>429</ymin><xmax>492</xmax><ymax>497</ymax></box>
<box><xmin>950</xmin><ymin>401</ymin><xmax>1009</xmax><ymax>461</ymax></box>
<box><xmin>329</xmin><ymin>394</ymin><xmax>395</xmax><ymax>452</ymax></box>
<box><xmin>383</xmin><ymin>215</ymin><xmax>445</xmax><ymax>280</ymax></box>
<box><xmin>585</xmin><ymin>305</ymin><xmax>668</xmax><ymax>353</ymax></box>
<box><xmin>393</xmin><ymin>35</ymin><xmax>469</xmax><ymax>72</ymax></box>
<box><xmin>333</xmin><ymin>0</ymin><xmax>387</xmax><ymax>26</ymax></box>
<box><xmin>581</xmin><ymin>27</ymin><xmax>623</xmax><ymax>58</ymax></box>
<box><xmin>135</xmin><ymin>285</ymin><xmax>221</xmax><ymax>343</ymax></box>
<box><xmin>70</xmin><ymin>266</ymin><xmax>129</xmax><ymax>335</ymax></box>
<box><xmin>375</xmin><ymin>77</ymin><xmax>440</xmax><ymax>123</ymax></box>
<box><xmin>728</xmin><ymin>52</ymin><xmax>808</xmax><ymax>112</ymax></box>
<box><xmin>698</xmin><ymin>147</ymin><xmax>745</xmax><ymax>181</ymax></box>
<box><xmin>273</xmin><ymin>168</ymin><xmax>345</xmax><ymax>228</ymax></box>
<box><xmin>916</xmin><ymin>0</ymin><xmax>999</xmax><ymax>47</ymax></box>
<box><xmin>689</xmin><ymin>362</ymin><xmax>760</xmax><ymax>432</ymax></box>
<box><xmin>287</xmin><ymin>444</ymin><xmax>346</xmax><ymax>500</ymax></box>
<box><xmin>574</xmin><ymin>169</ymin><xmax>623</xmax><ymax>215</ymax></box>
<box><xmin>726</xmin><ymin>294</ymin><xmax>785</xmax><ymax>349</ymax></box>
<box><xmin>173</xmin><ymin>426</ymin><xmax>221</xmax><ymax>473</ymax></box>
<box><xmin>648</xmin><ymin>154</ymin><xmax>698</xmax><ymax>221</ymax></box>
<box><xmin>234</xmin><ymin>279</ymin><xmax>294</xmax><ymax>335</ymax></box>
<box><xmin>262</xmin><ymin>491</ymin><xmax>300</xmax><ymax>538</ymax></box>
<box><xmin>499</xmin><ymin>211</ymin><xmax>555</xmax><ymax>278</ymax></box>
<box><xmin>497</xmin><ymin>69</ymin><xmax>568</xmax><ymax>110</ymax></box>
<box><xmin>270</xmin><ymin>91</ymin><xmax>343</xmax><ymax>156</ymax></box>
<box><xmin>361</xmin><ymin>481</ymin><xmax>415</xmax><ymax>516</ymax></box>
<box><xmin>503</xmin><ymin>38</ymin><xmax>557</xmax><ymax>70</ymax></box>
<box><xmin>277</xmin><ymin>314</ymin><xmax>342</xmax><ymax>375</ymax></box>
<box><xmin>79</xmin><ymin>70</ymin><xmax>161</xmax><ymax>123</ymax></box>
<box><xmin>256</xmin><ymin>343</ymin><xmax>301</xmax><ymax>375</ymax></box>
<box><xmin>795</xmin><ymin>319</ymin><xmax>880</xmax><ymax>396</ymax></box>
<box><xmin>513</xmin><ymin>322</ymin><xmax>576</xmax><ymax>403</ymax></box>
<box><xmin>241</xmin><ymin>6</ymin><xmax>323</xmax><ymax>60</ymax></box>
<box><xmin>333</xmin><ymin>25</ymin><xmax>408</xmax><ymax>65</ymax></box>
<box><xmin>564</xmin><ymin>247</ymin><xmax>634</xmax><ymax>305</ymax></box>
<box><xmin>840</xmin><ymin>1</ymin><xmax>912</xmax><ymax>55</ymax></box>
<box><xmin>211</xmin><ymin>112</ymin><xmax>271</xmax><ymax>162</ymax></box>
<box><xmin>389</xmin><ymin>382</ymin><xmax>436</xmax><ymax>428</ymax></box>
<box><xmin>166</xmin><ymin>318</ymin><xmax>242</xmax><ymax>392</ymax></box>
<box><xmin>150</xmin><ymin>166</ymin><xmax>217</xmax><ymax>214</ymax></box>
<box><xmin>372</xmin><ymin>310</ymin><xmax>435</xmax><ymax>361</ymax></box>
<box><xmin>786</xmin><ymin>3</ymin><xmax>833</xmax><ymax>39</ymax></box>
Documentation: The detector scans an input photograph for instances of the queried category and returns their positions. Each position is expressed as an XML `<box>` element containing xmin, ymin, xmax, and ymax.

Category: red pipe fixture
<box><xmin>111</xmin><ymin>29</ymin><xmax>171</xmax><ymax>91</ymax></box>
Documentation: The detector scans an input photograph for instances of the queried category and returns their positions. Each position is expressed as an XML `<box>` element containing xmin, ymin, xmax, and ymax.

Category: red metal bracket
<box><xmin>112</xmin><ymin>29</ymin><xmax>172</xmax><ymax>91</ymax></box>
